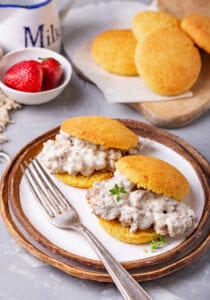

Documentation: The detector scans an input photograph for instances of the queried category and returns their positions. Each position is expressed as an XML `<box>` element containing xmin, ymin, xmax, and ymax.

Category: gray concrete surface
<box><xmin>0</xmin><ymin>1</ymin><xmax>209</xmax><ymax>299</ymax></box>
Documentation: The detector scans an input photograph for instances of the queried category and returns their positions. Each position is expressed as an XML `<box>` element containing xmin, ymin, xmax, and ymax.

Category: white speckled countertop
<box><xmin>0</xmin><ymin>1</ymin><xmax>209</xmax><ymax>299</ymax></box>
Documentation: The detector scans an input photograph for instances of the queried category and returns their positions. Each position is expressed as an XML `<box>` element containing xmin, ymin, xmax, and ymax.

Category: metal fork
<box><xmin>21</xmin><ymin>158</ymin><xmax>152</xmax><ymax>300</ymax></box>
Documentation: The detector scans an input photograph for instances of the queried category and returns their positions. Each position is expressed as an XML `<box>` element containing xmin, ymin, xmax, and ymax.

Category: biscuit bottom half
<box><xmin>55</xmin><ymin>171</ymin><xmax>113</xmax><ymax>188</ymax></box>
<box><xmin>99</xmin><ymin>218</ymin><xmax>159</xmax><ymax>244</ymax></box>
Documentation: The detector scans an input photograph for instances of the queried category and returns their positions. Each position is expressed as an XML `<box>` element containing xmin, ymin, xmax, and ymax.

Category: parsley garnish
<box><xmin>109</xmin><ymin>184</ymin><xmax>127</xmax><ymax>201</ymax></box>
<box><xmin>150</xmin><ymin>235</ymin><xmax>167</xmax><ymax>252</ymax></box>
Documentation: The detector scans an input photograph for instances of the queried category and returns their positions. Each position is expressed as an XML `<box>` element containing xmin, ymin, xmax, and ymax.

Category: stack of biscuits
<box><xmin>91</xmin><ymin>11</ymin><xmax>210</xmax><ymax>96</ymax></box>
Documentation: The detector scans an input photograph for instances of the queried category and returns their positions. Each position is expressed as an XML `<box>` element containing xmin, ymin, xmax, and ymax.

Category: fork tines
<box><xmin>21</xmin><ymin>158</ymin><xmax>71</xmax><ymax>218</ymax></box>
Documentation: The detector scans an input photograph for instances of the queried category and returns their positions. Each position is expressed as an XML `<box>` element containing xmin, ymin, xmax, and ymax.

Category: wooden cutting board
<box><xmin>130</xmin><ymin>0</ymin><xmax>210</xmax><ymax>128</ymax></box>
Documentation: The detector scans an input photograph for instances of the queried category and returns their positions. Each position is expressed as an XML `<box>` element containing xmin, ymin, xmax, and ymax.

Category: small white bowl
<box><xmin>0</xmin><ymin>47</ymin><xmax>72</xmax><ymax>105</ymax></box>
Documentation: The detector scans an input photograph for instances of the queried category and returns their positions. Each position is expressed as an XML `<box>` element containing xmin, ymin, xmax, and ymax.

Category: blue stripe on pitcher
<box><xmin>0</xmin><ymin>0</ymin><xmax>52</xmax><ymax>9</ymax></box>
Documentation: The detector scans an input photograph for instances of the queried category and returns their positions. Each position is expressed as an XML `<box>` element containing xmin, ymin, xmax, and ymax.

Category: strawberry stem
<box><xmin>38</xmin><ymin>57</ymin><xmax>51</xmax><ymax>62</ymax></box>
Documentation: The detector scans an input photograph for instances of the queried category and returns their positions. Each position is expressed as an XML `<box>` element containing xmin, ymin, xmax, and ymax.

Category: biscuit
<box><xmin>115</xmin><ymin>155</ymin><xmax>190</xmax><ymax>201</ymax></box>
<box><xmin>135</xmin><ymin>27</ymin><xmax>201</xmax><ymax>95</ymax></box>
<box><xmin>132</xmin><ymin>11</ymin><xmax>180</xmax><ymax>42</ymax></box>
<box><xmin>91</xmin><ymin>29</ymin><xmax>138</xmax><ymax>76</ymax></box>
<box><xmin>99</xmin><ymin>219</ymin><xmax>159</xmax><ymax>244</ymax></box>
<box><xmin>181</xmin><ymin>13</ymin><xmax>210</xmax><ymax>54</ymax></box>
<box><xmin>61</xmin><ymin>116</ymin><xmax>138</xmax><ymax>150</ymax></box>
<box><xmin>55</xmin><ymin>171</ymin><xmax>113</xmax><ymax>188</ymax></box>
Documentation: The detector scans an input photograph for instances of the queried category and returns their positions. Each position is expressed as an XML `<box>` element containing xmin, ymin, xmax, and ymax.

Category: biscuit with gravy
<box><xmin>87</xmin><ymin>155</ymin><xmax>193</xmax><ymax>244</ymax></box>
<box><xmin>40</xmin><ymin>116</ymin><xmax>139</xmax><ymax>188</ymax></box>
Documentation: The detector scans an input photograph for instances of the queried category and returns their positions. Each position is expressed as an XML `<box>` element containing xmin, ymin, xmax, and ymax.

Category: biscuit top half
<box><xmin>115</xmin><ymin>155</ymin><xmax>190</xmax><ymax>201</ymax></box>
<box><xmin>61</xmin><ymin>116</ymin><xmax>138</xmax><ymax>150</ymax></box>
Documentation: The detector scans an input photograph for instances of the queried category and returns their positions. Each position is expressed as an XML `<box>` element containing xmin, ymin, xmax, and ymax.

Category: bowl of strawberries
<box><xmin>0</xmin><ymin>47</ymin><xmax>72</xmax><ymax>105</ymax></box>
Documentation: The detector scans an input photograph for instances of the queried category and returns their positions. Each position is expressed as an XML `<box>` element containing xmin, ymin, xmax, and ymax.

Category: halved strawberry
<box><xmin>40</xmin><ymin>58</ymin><xmax>63</xmax><ymax>90</ymax></box>
<box><xmin>4</xmin><ymin>60</ymin><xmax>43</xmax><ymax>92</ymax></box>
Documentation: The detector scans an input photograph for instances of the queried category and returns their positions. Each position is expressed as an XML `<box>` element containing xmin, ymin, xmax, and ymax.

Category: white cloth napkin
<box><xmin>63</xmin><ymin>0</ymin><xmax>193</xmax><ymax>103</ymax></box>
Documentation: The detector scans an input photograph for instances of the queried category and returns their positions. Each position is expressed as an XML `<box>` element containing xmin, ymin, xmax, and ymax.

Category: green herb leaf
<box><xmin>116</xmin><ymin>194</ymin><xmax>120</xmax><ymax>201</ymax></box>
<box><xmin>150</xmin><ymin>235</ymin><xmax>167</xmax><ymax>252</ymax></box>
<box><xmin>109</xmin><ymin>184</ymin><xmax>127</xmax><ymax>201</ymax></box>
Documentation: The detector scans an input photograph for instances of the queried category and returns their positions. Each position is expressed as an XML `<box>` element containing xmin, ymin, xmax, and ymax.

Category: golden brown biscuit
<box><xmin>52</xmin><ymin>116</ymin><xmax>138</xmax><ymax>188</ymax></box>
<box><xmin>55</xmin><ymin>171</ymin><xmax>113</xmax><ymax>188</ymax></box>
<box><xmin>99</xmin><ymin>219</ymin><xmax>159</xmax><ymax>244</ymax></box>
<box><xmin>88</xmin><ymin>155</ymin><xmax>190</xmax><ymax>243</ymax></box>
<box><xmin>61</xmin><ymin>116</ymin><xmax>138</xmax><ymax>150</ymax></box>
<box><xmin>181</xmin><ymin>13</ymin><xmax>210</xmax><ymax>54</ymax></box>
<box><xmin>115</xmin><ymin>155</ymin><xmax>190</xmax><ymax>201</ymax></box>
<box><xmin>91</xmin><ymin>29</ymin><xmax>138</xmax><ymax>76</ymax></box>
<box><xmin>135</xmin><ymin>27</ymin><xmax>201</xmax><ymax>96</ymax></box>
<box><xmin>132</xmin><ymin>10</ymin><xmax>180</xmax><ymax>42</ymax></box>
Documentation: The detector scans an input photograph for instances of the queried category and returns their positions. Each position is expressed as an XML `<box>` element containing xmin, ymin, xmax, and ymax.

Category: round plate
<box><xmin>0</xmin><ymin>119</ymin><xmax>210</xmax><ymax>282</ymax></box>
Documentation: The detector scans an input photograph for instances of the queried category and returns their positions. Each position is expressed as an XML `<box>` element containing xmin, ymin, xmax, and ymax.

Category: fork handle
<box><xmin>77</xmin><ymin>225</ymin><xmax>151</xmax><ymax>300</ymax></box>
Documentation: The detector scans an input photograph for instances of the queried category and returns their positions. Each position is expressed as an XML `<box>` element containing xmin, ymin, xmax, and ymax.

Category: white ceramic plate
<box><xmin>2</xmin><ymin>120</ymin><xmax>209</xmax><ymax>281</ymax></box>
<box><xmin>19</xmin><ymin>137</ymin><xmax>204</xmax><ymax>262</ymax></box>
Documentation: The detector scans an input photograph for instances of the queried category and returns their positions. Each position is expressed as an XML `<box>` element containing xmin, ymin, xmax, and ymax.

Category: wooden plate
<box><xmin>0</xmin><ymin>120</ymin><xmax>210</xmax><ymax>282</ymax></box>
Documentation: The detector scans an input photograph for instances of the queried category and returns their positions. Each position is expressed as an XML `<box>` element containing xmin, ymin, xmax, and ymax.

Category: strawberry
<box><xmin>4</xmin><ymin>60</ymin><xmax>43</xmax><ymax>92</ymax></box>
<box><xmin>40</xmin><ymin>58</ymin><xmax>63</xmax><ymax>90</ymax></box>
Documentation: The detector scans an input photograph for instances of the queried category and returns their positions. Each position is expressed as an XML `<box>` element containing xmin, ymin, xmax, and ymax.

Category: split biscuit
<box><xmin>55</xmin><ymin>116</ymin><xmax>138</xmax><ymax>188</ymax></box>
<box><xmin>98</xmin><ymin>155</ymin><xmax>190</xmax><ymax>243</ymax></box>
<box><xmin>135</xmin><ymin>26</ymin><xmax>201</xmax><ymax>96</ymax></box>
<box><xmin>87</xmin><ymin>155</ymin><xmax>190</xmax><ymax>244</ymax></box>
<box><xmin>181</xmin><ymin>13</ymin><xmax>210</xmax><ymax>54</ymax></box>
<box><xmin>115</xmin><ymin>155</ymin><xmax>190</xmax><ymax>201</ymax></box>
<box><xmin>91</xmin><ymin>29</ymin><xmax>138</xmax><ymax>76</ymax></box>
<box><xmin>132</xmin><ymin>10</ymin><xmax>180</xmax><ymax>42</ymax></box>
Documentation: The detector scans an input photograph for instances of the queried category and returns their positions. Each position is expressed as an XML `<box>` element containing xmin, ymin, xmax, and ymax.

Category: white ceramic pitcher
<box><xmin>0</xmin><ymin>0</ymin><xmax>75</xmax><ymax>53</ymax></box>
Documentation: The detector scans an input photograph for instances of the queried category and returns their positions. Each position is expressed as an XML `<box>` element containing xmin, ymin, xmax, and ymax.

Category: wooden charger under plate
<box><xmin>0</xmin><ymin>119</ymin><xmax>209</xmax><ymax>282</ymax></box>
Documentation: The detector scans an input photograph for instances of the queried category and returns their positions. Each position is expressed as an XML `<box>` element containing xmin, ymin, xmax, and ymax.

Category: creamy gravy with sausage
<box><xmin>87</xmin><ymin>171</ymin><xmax>195</xmax><ymax>237</ymax></box>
